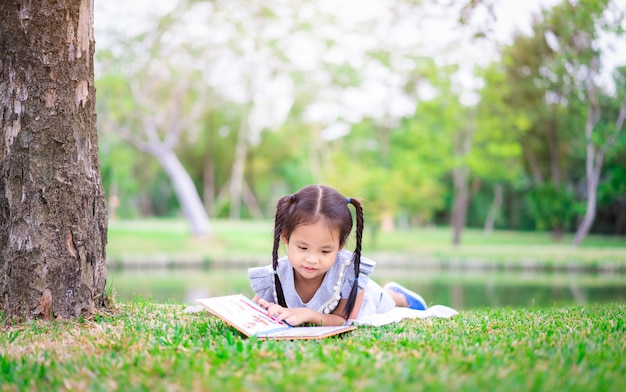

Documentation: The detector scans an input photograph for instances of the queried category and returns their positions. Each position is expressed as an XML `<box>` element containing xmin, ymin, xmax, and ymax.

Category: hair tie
<box><xmin>291</xmin><ymin>194</ymin><xmax>295</xmax><ymax>201</ymax></box>
<box><xmin>273</xmin><ymin>269</ymin><xmax>278</xmax><ymax>275</ymax></box>
<box><xmin>346</xmin><ymin>197</ymin><xmax>351</xmax><ymax>204</ymax></box>
<box><xmin>354</xmin><ymin>277</ymin><xmax>358</xmax><ymax>282</ymax></box>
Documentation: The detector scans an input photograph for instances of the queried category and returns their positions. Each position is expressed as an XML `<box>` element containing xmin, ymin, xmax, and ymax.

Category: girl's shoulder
<box><xmin>248</xmin><ymin>256</ymin><xmax>291</xmax><ymax>286</ymax></box>
<box><xmin>338</xmin><ymin>250</ymin><xmax>376</xmax><ymax>268</ymax></box>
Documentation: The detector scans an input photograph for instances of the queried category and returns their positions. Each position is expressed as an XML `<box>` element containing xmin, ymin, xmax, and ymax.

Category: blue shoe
<box><xmin>384</xmin><ymin>282</ymin><xmax>427</xmax><ymax>310</ymax></box>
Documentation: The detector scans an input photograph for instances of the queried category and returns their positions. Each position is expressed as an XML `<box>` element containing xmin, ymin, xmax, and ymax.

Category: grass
<box><xmin>105</xmin><ymin>219</ymin><xmax>626</xmax><ymax>267</ymax></box>
<box><xmin>2</xmin><ymin>220</ymin><xmax>624</xmax><ymax>390</ymax></box>
<box><xmin>1</xmin><ymin>301</ymin><xmax>623</xmax><ymax>391</ymax></box>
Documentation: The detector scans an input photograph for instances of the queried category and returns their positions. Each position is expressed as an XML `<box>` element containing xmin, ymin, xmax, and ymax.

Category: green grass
<box><xmin>105</xmin><ymin>219</ymin><xmax>626</xmax><ymax>266</ymax></box>
<box><xmin>1</xmin><ymin>301</ymin><xmax>623</xmax><ymax>391</ymax></box>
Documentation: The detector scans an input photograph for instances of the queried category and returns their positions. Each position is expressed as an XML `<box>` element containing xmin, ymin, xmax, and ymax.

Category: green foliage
<box><xmin>93</xmin><ymin>0</ymin><xmax>626</xmax><ymax>239</ymax></box>
<box><xmin>1</xmin><ymin>302</ymin><xmax>624</xmax><ymax>390</ymax></box>
<box><xmin>252</xmin><ymin>123</ymin><xmax>317</xmax><ymax>204</ymax></box>
<box><xmin>474</xmin><ymin>63</ymin><xmax>525</xmax><ymax>183</ymax></box>
<box><xmin>525</xmin><ymin>183</ymin><xmax>580</xmax><ymax>232</ymax></box>
<box><xmin>323</xmin><ymin>61</ymin><xmax>457</xmax><ymax>228</ymax></box>
<box><xmin>470</xmin><ymin>0</ymin><xmax>626</xmax><ymax>238</ymax></box>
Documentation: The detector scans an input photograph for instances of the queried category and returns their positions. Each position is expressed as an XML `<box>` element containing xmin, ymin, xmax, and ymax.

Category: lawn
<box><xmin>2</xmin><ymin>220</ymin><xmax>624</xmax><ymax>391</ymax></box>
<box><xmin>105</xmin><ymin>219</ymin><xmax>626</xmax><ymax>268</ymax></box>
<box><xmin>1</xmin><ymin>301</ymin><xmax>623</xmax><ymax>391</ymax></box>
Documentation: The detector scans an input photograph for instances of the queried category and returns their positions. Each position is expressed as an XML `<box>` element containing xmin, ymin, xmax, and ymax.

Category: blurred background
<box><xmin>94</xmin><ymin>0</ymin><xmax>626</xmax><ymax>309</ymax></box>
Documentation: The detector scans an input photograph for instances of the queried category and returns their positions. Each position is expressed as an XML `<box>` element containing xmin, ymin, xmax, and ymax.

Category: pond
<box><xmin>107</xmin><ymin>266</ymin><xmax>626</xmax><ymax>310</ymax></box>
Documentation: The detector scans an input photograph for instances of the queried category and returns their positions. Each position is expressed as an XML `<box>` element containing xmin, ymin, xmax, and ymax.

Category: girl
<box><xmin>248</xmin><ymin>184</ymin><xmax>427</xmax><ymax>326</ymax></box>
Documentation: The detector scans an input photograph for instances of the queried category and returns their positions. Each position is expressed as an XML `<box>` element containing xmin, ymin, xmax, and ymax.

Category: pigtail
<box><xmin>343</xmin><ymin>197</ymin><xmax>364</xmax><ymax>318</ymax></box>
<box><xmin>272</xmin><ymin>195</ymin><xmax>292</xmax><ymax>308</ymax></box>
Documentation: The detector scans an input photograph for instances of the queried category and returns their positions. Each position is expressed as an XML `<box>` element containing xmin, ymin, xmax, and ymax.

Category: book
<box><xmin>196</xmin><ymin>294</ymin><xmax>356</xmax><ymax>340</ymax></box>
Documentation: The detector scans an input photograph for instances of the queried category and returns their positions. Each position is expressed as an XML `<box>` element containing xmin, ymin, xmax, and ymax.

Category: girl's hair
<box><xmin>271</xmin><ymin>184</ymin><xmax>364</xmax><ymax>319</ymax></box>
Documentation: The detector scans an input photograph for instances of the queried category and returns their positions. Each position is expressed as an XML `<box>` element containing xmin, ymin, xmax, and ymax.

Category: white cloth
<box><xmin>349</xmin><ymin>305</ymin><xmax>459</xmax><ymax>326</ymax></box>
<box><xmin>186</xmin><ymin>302</ymin><xmax>459</xmax><ymax>326</ymax></box>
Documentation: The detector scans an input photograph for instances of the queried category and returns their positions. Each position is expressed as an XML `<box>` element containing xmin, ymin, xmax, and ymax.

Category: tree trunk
<box><xmin>203</xmin><ymin>156</ymin><xmax>215</xmax><ymax>218</ymax></box>
<box><xmin>153</xmin><ymin>146</ymin><xmax>210</xmax><ymax>236</ymax></box>
<box><xmin>229</xmin><ymin>116</ymin><xmax>248</xmax><ymax>220</ymax></box>
<box><xmin>0</xmin><ymin>0</ymin><xmax>108</xmax><ymax>321</ymax></box>
<box><xmin>203</xmin><ymin>117</ymin><xmax>215</xmax><ymax>217</ymax></box>
<box><xmin>381</xmin><ymin>210</ymin><xmax>395</xmax><ymax>233</ymax></box>
<box><xmin>616</xmin><ymin>196</ymin><xmax>626</xmax><ymax>235</ymax></box>
<box><xmin>521</xmin><ymin>140</ymin><xmax>544</xmax><ymax>184</ymax></box>
<box><xmin>547</xmin><ymin>116</ymin><xmax>564</xmax><ymax>240</ymax></box>
<box><xmin>547</xmin><ymin>117</ymin><xmax>561</xmax><ymax>187</ymax></box>
<box><xmin>452</xmin><ymin>165</ymin><xmax>470</xmax><ymax>246</ymax></box>
<box><xmin>451</xmin><ymin>118</ymin><xmax>473</xmax><ymax>246</ymax></box>
<box><xmin>573</xmin><ymin>96</ymin><xmax>626</xmax><ymax>247</ymax></box>
<box><xmin>242</xmin><ymin>181</ymin><xmax>263</xmax><ymax>219</ymax></box>
<box><xmin>484</xmin><ymin>183</ymin><xmax>503</xmax><ymax>234</ymax></box>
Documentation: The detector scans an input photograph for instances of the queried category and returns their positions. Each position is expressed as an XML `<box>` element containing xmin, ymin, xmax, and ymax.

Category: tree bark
<box><xmin>0</xmin><ymin>0</ymin><xmax>107</xmax><ymax>321</ymax></box>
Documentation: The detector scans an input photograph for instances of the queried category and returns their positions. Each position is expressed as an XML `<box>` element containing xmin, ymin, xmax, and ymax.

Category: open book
<box><xmin>196</xmin><ymin>294</ymin><xmax>356</xmax><ymax>340</ymax></box>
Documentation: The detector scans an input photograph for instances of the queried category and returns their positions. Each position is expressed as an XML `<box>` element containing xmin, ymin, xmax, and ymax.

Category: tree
<box><xmin>0</xmin><ymin>0</ymin><xmax>108</xmax><ymax>321</ymax></box>
<box><xmin>96</xmin><ymin>0</ymin><xmax>298</xmax><ymax>224</ymax></box>
<box><xmin>503</xmin><ymin>29</ymin><xmax>576</xmax><ymax>238</ymax></box>
<box><xmin>573</xmin><ymin>66</ymin><xmax>626</xmax><ymax>245</ymax></box>
<box><xmin>474</xmin><ymin>63</ymin><xmax>526</xmax><ymax>233</ymax></box>
<box><xmin>96</xmin><ymin>1</ymin><xmax>212</xmax><ymax>235</ymax></box>
<box><xmin>523</xmin><ymin>0</ymin><xmax>625</xmax><ymax>245</ymax></box>
<box><xmin>548</xmin><ymin>0</ymin><xmax>626</xmax><ymax>245</ymax></box>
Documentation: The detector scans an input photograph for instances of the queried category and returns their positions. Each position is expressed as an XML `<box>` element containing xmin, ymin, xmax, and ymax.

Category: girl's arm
<box><xmin>256</xmin><ymin>290</ymin><xmax>365</xmax><ymax>326</ymax></box>
<box><xmin>332</xmin><ymin>289</ymin><xmax>365</xmax><ymax>320</ymax></box>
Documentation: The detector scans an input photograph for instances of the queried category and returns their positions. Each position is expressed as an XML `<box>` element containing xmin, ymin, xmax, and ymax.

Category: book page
<box><xmin>197</xmin><ymin>294</ymin><xmax>289</xmax><ymax>337</ymax></box>
<box><xmin>197</xmin><ymin>294</ymin><xmax>357</xmax><ymax>340</ymax></box>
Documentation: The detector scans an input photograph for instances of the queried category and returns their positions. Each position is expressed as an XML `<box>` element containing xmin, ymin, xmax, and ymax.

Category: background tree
<box><xmin>494</xmin><ymin>7</ymin><xmax>583</xmax><ymax>239</ymax></box>
<box><xmin>540</xmin><ymin>0</ymin><xmax>626</xmax><ymax>246</ymax></box>
<box><xmin>0</xmin><ymin>0</ymin><xmax>107</xmax><ymax>321</ymax></box>
<box><xmin>473</xmin><ymin>63</ymin><xmax>524</xmax><ymax>233</ymax></box>
<box><xmin>96</xmin><ymin>2</ymin><xmax>211</xmax><ymax>236</ymax></box>
<box><xmin>92</xmin><ymin>0</ymin><xmax>626</xmax><ymax>241</ymax></box>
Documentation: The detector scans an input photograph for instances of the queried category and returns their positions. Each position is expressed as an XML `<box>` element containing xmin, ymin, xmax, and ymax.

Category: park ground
<box><xmin>1</xmin><ymin>219</ymin><xmax>625</xmax><ymax>391</ymax></box>
<box><xmin>0</xmin><ymin>301</ymin><xmax>623</xmax><ymax>391</ymax></box>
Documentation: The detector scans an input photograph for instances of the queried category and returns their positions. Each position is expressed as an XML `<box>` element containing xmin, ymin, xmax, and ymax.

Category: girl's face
<box><xmin>283</xmin><ymin>219</ymin><xmax>342</xmax><ymax>283</ymax></box>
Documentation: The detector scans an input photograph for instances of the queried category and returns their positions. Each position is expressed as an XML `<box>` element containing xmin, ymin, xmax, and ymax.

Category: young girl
<box><xmin>248</xmin><ymin>184</ymin><xmax>428</xmax><ymax>326</ymax></box>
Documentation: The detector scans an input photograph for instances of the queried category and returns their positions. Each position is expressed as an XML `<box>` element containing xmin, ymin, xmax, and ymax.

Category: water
<box><xmin>107</xmin><ymin>267</ymin><xmax>626</xmax><ymax>310</ymax></box>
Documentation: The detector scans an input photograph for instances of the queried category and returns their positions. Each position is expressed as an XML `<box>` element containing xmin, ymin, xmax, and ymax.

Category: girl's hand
<box><xmin>266</xmin><ymin>305</ymin><xmax>313</xmax><ymax>326</ymax></box>
<box><xmin>257</xmin><ymin>298</ymin><xmax>310</xmax><ymax>326</ymax></box>
<box><xmin>255</xmin><ymin>297</ymin><xmax>275</xmax><ymax>309</ymax></box>
<box><xmin>255</xmin><ymin>296</ymin><xmax>347</xmax><ymax>326</ymax></box>
<box><xmin>255</xmin><ymin>298</ymin><xmax>291</xmax><ymax>321</ymax></box>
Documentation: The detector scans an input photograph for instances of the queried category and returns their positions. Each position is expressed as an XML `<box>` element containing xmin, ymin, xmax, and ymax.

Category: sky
<box><xmin>94</xmin><ymin>0</ymin><xmax>626</xmax><ymax>136</ymax></box>
<box><xmin>94</xmin><ymin>0</ymin><xmax>561</xmax><ymax>57</ymax></box>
